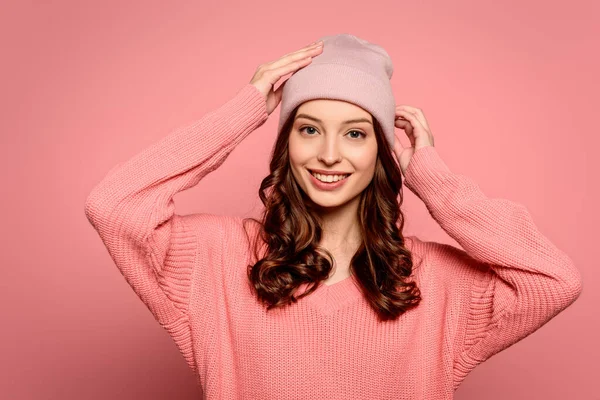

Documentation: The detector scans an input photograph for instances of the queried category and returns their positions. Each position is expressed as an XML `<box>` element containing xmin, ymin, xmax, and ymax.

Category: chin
<box><xmin>305</xmin><ymin>187</ymin><xmax>361</xmax><ymax>211</ymax></box>
<box><xmin>309</xmin><ymin>197</ymin><xmax>348</xmax><ymax>210</ymax></box>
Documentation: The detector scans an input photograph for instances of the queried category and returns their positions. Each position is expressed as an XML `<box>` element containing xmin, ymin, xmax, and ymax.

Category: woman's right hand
<box><xmin>250</xmin><ymin>40</ymin><xmax>324</xmax><ymax>115</ymax></box>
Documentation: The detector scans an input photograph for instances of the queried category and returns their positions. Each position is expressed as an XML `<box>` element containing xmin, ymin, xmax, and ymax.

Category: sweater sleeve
<box><xmin>84</xmin><ymin>83</ymin><xmax>268</xmax><ymax>369</ymax></box>
<box><xmin>402</xmin><ymin>145</ymin><xmax>583</xmax><ymax>389</ymax></box>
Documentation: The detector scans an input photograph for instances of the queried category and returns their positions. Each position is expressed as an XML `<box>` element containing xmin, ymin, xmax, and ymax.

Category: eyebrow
<box><xmin>294</xmin><ymin>113</ymin><xmax>373</xmax><ymax>126</ymax></box>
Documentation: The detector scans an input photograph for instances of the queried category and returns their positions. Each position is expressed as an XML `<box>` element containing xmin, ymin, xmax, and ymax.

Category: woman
<box><xmin>85</xmin><ymin>33</ymin><xmax>582</xmax><ymax>399</ymax></box>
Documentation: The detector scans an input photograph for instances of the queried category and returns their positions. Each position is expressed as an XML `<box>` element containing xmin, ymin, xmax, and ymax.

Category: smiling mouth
<box><xmin>307</xmin><ymin>169</ymin><xmax>351</xmax><ymax>183</ymax></box>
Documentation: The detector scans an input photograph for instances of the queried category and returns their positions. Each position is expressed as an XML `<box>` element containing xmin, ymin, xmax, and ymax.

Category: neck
<box><xmin>314</xmin><ymin>196</ymin><xmax>362</xmax><ymax>251</ymax></box>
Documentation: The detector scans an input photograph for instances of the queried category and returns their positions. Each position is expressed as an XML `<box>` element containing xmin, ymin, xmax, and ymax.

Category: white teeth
<box><xmin>310</xmin><ymin>171</ymin><xmax>349</xmax><ymax>183</ymax></box>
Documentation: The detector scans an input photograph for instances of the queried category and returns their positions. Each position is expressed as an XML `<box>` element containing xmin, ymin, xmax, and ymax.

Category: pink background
<box><xmin>2</xmin><ymin>0</ymin><xmax>598</xmax><ymax>398</ymax></box>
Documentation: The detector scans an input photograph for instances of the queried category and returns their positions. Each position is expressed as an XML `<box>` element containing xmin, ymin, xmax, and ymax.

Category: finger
<box><xmin>397</xmin><ymin>105</ymin><xmax>430</xmax><ymax>132</ymax></box>
<box><xmin>393</xmin><ymin>129</ymin><xmax>406</xmax><ymax>154</ymax></box>
<box><xmin>396</xmin><ymin>110</ymin><xmax>425</xmax><ymax>144</ymax></box>
<box><xmin>396</xmin><ymin>110</ymin><xmax>425</xmax><ymax>133</ymax></box>
<box><xmin>273</xmin><ymin>79</ymin><xmax>288</xmax><ymax>104</ymax></box>
<box><xmin>279</xmin><ymin>41</ymin><xmax>323</xmax><ymax>59</ymax></box>
<box><xmin>395</xmin><ymin>118</ymin><xmax>416</xmax><ymax>148</ymax></box>
<box><xmin>266</xmin><ymin>42</ymin><xmax>323</xmax><ymax>71</ymax></box>
<box><xmin>397</xmin><ymin>106</ymin><xmax>429</xmax><ymax>132</ymax></box>
<box><xmin>265</xmin><ymin>56</ymin><xmax>313</xmax><ymax>85</ymax></box>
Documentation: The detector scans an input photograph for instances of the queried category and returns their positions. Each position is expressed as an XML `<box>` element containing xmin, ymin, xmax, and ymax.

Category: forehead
<box><xmin>295</xmin><ymin>99</ymin><xmax>372</xmax><ymax>123</ymax></box>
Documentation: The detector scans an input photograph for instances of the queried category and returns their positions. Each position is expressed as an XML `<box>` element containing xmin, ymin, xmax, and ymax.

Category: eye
<box><xmin>347</xmin><ymin>130</ymin><xmax>366</xmax><ymax>139</ymax></box>
<box><xmin>299</xmin><ymin>126</ymin><xmax>366</xmax><ymax>139</ymax></box>
<box><xmin>299</xmin><ymin>126</ymin><xmax>318</xmax><ymax>135</ymax></box>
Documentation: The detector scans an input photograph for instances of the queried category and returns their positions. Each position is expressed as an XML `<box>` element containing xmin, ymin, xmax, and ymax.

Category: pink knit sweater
<box><xmin>84</xmin><ymin>83</ymin><xmax>582</xmax><ymax>399</ymax></box>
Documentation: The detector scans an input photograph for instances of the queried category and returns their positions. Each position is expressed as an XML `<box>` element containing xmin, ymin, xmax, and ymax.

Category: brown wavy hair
<box><xmin>242</xmin><ymin>104</ymin><xmax>421</xmax><ymax>322</ymax></box>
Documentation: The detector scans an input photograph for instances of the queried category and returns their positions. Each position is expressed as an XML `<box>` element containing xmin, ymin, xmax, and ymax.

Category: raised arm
<box><xmin>402</xmin><ymin>145</ymin><xmax>583</xmax><ymax>389</ymax></box>
<box><xmin>83</xmin><ymin>39</ymin><xmax>326</xmax><ymax>373</ymax></box>
<box><xmin>84</xmin><ymin>83</ymin><xmax>268</xmax><ymax>367</ymax></box>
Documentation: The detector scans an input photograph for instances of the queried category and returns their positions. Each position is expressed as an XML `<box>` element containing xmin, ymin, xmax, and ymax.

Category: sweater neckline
<box><xmin>297</xmin><ymin>276</ymin><xmax>363</xmax><ymax>316</ymax></box>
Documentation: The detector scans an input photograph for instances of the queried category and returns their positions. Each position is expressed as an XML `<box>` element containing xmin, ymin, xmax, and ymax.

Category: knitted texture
<box><xmin>278</xmin><ymin>33</ymin><xmax>397</xmax><ymax>147</ymax></box>
<box><xmin>84</xmin><ymin>83</ymin><xmax>583</xmax><ymax>399</ymax></box>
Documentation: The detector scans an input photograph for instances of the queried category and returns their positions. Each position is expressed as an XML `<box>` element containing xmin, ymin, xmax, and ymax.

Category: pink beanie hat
<box><xmin>278</xmin><ymin>33</ymin><xmax>396</xmax><ymax>147</ymax></box>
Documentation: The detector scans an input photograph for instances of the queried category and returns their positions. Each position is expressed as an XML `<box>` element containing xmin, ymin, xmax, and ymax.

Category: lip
<box><xmin>307</xmin><ymin>168</ymin><xmax>351</xmax><ymax>175</ymax></box>
<box><xmin>307</xmin><ymin>169</ymin><xmax>351</xmax><ymax>191</ymax></box>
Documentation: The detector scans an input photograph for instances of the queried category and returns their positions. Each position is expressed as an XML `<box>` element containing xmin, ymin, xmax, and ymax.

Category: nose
<box><xmin>317</xmin><ymin>136</ymin><xmax>343</xmax><ymax>165</ymax></box>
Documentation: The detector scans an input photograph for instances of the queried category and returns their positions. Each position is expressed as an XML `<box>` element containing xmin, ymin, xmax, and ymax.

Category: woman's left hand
<box><xmin>393</xmin><ymin>105</ymin><xmax>436</xmax><ymax>176</ymax></box>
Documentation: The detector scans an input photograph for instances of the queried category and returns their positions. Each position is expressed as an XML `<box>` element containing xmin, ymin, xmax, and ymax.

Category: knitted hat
<box><xmin>278</xmin><ymin>33</ymin><xmax>396</xmax><ymax>147</ymax></box>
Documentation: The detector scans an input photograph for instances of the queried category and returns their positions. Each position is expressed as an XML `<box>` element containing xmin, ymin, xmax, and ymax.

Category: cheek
<box><xmin>287</xmin><ymin>145</ymin><xmax>309</xmax><ymax>182</ymax></box>
<box><xmin>288</xmin><ymin>151</ymin><xmax>304</xmax><ymax>172</ymax></box>
<box><xmin>351</xmin><ymin>148</ymin><xmax>378</xmax><ymax>175</ymax></box>
<box><xmin>288</xmin><ymin>140</ymin><xmax>313</xmax><ymax>167</ymax></box>
<box><xmin>354</xmin><ymin>165</ymin><xmax>376</xmax><ymax>187</ymax></box>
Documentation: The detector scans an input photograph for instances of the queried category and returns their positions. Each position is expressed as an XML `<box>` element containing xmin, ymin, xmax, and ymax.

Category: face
<box><xmin>288</xmin><ymin>99</ymin><xmax>378</xmax><ymax>210</ymax></box>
